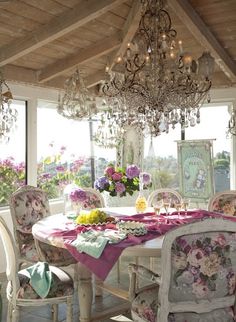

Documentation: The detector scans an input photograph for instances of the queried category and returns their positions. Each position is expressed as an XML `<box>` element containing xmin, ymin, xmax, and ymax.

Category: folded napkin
<box><xmin>26</xmin><ymin>262</ymin><xmax>52</xmax><ymax>298</ymax></box>
<box><xmin>71</xmin><ymin>229</ymin><xmax>126</xmax><ymax>258</ymax></box>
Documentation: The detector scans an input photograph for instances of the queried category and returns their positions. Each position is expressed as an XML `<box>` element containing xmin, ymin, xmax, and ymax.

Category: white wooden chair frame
<box><xmin>0</xmin><ymin>217</ymin><xmax>73</xmax><ymax>322</ymax></box>
<box><xmin>129</xmin><ymin>218</ymin><xmax>236</xmax><ymax>322</ymax></box>
<box><xmin>208</xmin><ymin>189</ymin><xmax>236</xmax><ymax>212</ymax></box>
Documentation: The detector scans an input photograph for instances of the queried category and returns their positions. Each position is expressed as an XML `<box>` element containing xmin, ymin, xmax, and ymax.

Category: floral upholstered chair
<box><xmin>147</xmin><ymin>188</ymin><xmax>183</xmax><ymax>208</ymax></box>
<box><xmin>0</xmin><ymin>217</ymin><xmax>74</xmax><ymax>322</ymax></box>
<box><xmin>9</xmin><ymin>185</ymin><xmax>51</xmax><ymax>265</ymax></box>
<box><xmin>208</xmin><ymin>190</ymin><xmax>236</xmax><ymax>216</ymax></box>
<box><xmin>9</xmin><ymin>185</ymin><xmax>76</xmax><ymax>268</ymax></box>
<box><xmin>129</xmin><ymin>218</ymin><xmax>236</xmax><ymax>322</ymax></box>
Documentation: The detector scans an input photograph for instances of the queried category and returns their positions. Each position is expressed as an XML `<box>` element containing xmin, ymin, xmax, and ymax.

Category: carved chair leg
<box><xmin>52</xmin><ymin>304</ymin><xmax>58</xmax><ymax>322</ymax></box>
<box><xmin>117</xmin><ymin>258</ymin><xmax>121</xmax><ymax>284</ymax></box>
<box><xmin>66</xmin><ymin>297</ymin><xmax>73</xmax><ymax>322</ymax></box>
<box><xmin>7</xmin><ymin>302</ymin><xmax>13</xmax><ymax>322</ymax></box>
<box><xmin>11</xmin><ymin>306</ymin><xmax>19</xmax><ymax>322</ymax></box>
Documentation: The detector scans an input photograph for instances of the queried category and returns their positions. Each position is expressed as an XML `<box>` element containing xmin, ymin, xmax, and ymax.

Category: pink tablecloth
<box><xmin>46</xmin><ymin>209</ymin><xmax>236</xmax><ymax>280</ymax></box>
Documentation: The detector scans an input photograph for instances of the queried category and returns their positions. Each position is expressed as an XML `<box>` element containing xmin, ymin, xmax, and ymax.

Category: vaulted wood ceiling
<box><xmin>0</xmin><ymin>0</ymin><xmax>236</xmax><ymax>91</ymax></box>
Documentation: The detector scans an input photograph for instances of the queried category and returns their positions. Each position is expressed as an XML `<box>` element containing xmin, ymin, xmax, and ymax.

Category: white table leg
<box><xmin>77</xmin><ymin>263</ymin><xmax>93</xmax><ymax>322</ymax></box>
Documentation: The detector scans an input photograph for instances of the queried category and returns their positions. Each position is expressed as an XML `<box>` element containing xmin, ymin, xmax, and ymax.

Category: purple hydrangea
<box><xmin>70</xmin><ymin>188</ymin><xmax>87</xmax><ymax>202</ymax></box>
<box><xmin>140</xmin><ymin>172</ymin><xmax>151</xmax><ymax>185</ymax></box>
<box><xmin>126</xmin><ymin>164</ymin><xmax>140</xmax><ymax>179</ymax></box>
<box><xmin>115</xmin><ymin>182</ymin><xmax>126</xmax><ymax>194</ymax></box>
<box><xmin>94</xmin><ymin>176</ymin><xmax>109</xmax><ymax>190</ymax></box>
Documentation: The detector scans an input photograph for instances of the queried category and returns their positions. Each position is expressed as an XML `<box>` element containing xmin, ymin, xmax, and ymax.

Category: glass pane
<box><xmin>143</xmin><ymin>124</ymin><xmax>181</xmax><ymax>190</ymax></box>
<box><xmin>0</xmin><ymin>100</ymin><xmax>26</xmax><ymax>207</ymax></box>
<box><xmin>37</xmin><ymin>103</ymin><xmax>116</xmax><ymax>200</ymax></box>
<box><xmin>185</xmin><ymin>105</ymin><xmax>231</xmax><ymax>192</ymax></box>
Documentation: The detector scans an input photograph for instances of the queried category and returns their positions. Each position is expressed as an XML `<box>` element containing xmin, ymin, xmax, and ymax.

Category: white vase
<box><xmin>102</xmin><ymin>190</ymin><xmax>149</xmax><ymax>208</ymax></box>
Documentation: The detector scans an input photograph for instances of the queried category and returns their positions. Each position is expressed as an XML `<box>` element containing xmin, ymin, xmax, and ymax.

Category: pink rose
<box><xmin>112</xmin><ymin>172</ymin><xmax>123</xmax><ymax>181</ymax></box>
<box><xmin>104</xmin><ymin>165</ymin><xmax>115</xmax><ymax>177</ymax></box>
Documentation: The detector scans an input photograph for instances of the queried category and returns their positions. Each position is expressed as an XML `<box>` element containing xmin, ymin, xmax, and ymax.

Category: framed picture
<box><xmin>177</xmin><ymin>139</ymin><xmax>215</xmax><ymax>202</ymax></box>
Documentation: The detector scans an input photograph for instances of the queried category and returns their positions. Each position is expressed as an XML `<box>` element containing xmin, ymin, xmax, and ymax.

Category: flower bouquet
<box><xmin>94</xmin><ymin>164</ymin><xmax>151</xmax><ymax>197</ymax></box>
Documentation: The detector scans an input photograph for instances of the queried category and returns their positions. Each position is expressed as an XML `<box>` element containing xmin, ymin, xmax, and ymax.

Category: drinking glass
<box><xmin>153</xmin><ymin>199</ymin><xmax>163</xmax><ymax>216</ymax></box>
<box><xmin>163</xmin><ymin>198</ymin><xmax>170</xmax><ymax>214</ymax></box>
<box><xmin>182</xmin><ymin>198</ymin><xmax>190</xmax><ymax>212</ymax></box>
<box><xmin>174</xmin><ymin>202</ymin><xmax>182</xmax><ymax>216</ymax></box>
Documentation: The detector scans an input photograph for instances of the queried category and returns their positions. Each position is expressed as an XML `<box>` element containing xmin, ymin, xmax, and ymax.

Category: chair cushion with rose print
<box><xmin>13</xmin><ymin>265</ymin><xmax>74</xmax><ymax>300</ymax></box>
<box><xmin>129</xmin><ymin>219</ymin><xmax>236</xmax><ymax>322</ymax></box>
<box><xmin>147</xmin><ymin>188</ymin><xmax>183</xmax><ymax>208</ymax></box>
<box><xmin>208</xmin><ymin>190</ymin><xmax>236</xmax><ymax>216</ymax></box>
<box><xmin>80</xmin><ymin>188</ymin><xmax>105</xmax><ymax>210</ymax></box>
<box><xmin>9</xmin><ymin>185</ymin><xmax>51</xmax><ymax>263</ymax></box>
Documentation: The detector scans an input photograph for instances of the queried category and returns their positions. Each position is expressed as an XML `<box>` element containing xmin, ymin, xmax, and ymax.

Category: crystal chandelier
<box><xmin>101</xmin><ymin>0</ymin><xmax>215</xmax><ymax>136</ymax></box>
<box><xmin>57</xmin><ymin>69</ymin><xmax>97</xmax><ymax>120</ymax></box>
<box><xmin>0</xmin><ymin>71</ymin><xmax>16</xmax><ymax>143</ymax></box>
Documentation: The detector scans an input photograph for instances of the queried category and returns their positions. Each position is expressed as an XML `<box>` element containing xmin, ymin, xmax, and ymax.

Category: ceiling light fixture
<box><xmin>101</xmin><ymin>0</ymin><xmax>215</xmax><ymax>136</ymax></box>
<box><xmin>57</xmin><ymin>69</ymin><xmax>97</xmax><ymax>120</ymax></box>
<box><xmin>0</xmin><ymin>71</ymin><xmax>16</xmax><ymax>143</ymax></box>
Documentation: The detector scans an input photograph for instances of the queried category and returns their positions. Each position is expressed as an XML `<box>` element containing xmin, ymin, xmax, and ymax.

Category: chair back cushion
<box><xmin>147</xmin><ymin>188</ymin><xmax>182</xmax><ymax>208</ymax></box>
<box><xmin>9</xmin><ymin>185</ymin><xmax>50</xmax><ymax>261</ymax></box>
<box><xmin>80</xmin><ymin>188</ymin><xmax>105</xmax><ymax>210</ymax></box>
<box><xmin>158</xmin><ymin>219</ymin><xmax>236</xmax><ymax>321</ymax></box>
<box><xmin>208</xmin><ymin>190</ymin><xmax>236</xmax><ymax>216</ymax></box>
<box><xmin>170</xmin><ymin>231</ymin><xmax>236</xmax><ymax>302</ymax></box>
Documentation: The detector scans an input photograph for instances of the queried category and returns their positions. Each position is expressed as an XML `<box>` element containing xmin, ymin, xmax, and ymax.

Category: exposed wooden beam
<box><xmin>168</xmin><ymin>0</ymin><xmax>236</xmax><ymax>82</ymax></box>
<box><xmin>38</xmin><ymin>34</ymin><xmax>121</xmax><ymax>83</ymax></box>
<box><xmin>0</xmin><ymin>0</ymin><xmax>126</xmax><ymax>67</ymax></box>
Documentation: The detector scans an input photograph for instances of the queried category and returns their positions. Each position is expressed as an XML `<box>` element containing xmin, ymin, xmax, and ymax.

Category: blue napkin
<box><xmin>26</xmin><ymin>262</ymin><xmax>52</xmax><ymax>298</ymax></box>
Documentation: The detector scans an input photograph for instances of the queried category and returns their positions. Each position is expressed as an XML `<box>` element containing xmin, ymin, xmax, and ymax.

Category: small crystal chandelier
<box><xmin>101</xmin><ymin>0</ymin><xmax>215</xmax><ymax>136</ymax></box>
<box><xmin>93</xmin><ymin>105</ymin><xmax>124</xmax><ymax>148</ymax></box>
<box><xmin>0</xmin><ymin>71</ymin><xmax>16</xmax><ymax>143</ymax></box>
<box><xmin>57</xmin><ymin>69</ymin><xmax>97</xmax><ymax>120</ymax></box>
<box><xmin>227</xmin><ymin>108</ymin><xmax>236</xmax><ymax>136</ymax></box>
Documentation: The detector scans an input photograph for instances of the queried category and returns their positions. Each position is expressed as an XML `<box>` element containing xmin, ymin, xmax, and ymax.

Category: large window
<box><xmin>143</xmin><ymin>105</ymin><xmax>231</xmax><ymax>193</ymax></box>
<box><xmin>0</xmin><ymin>100</ymin><xmax>26</xmax><ymax>206</ymax></box>
<box><xmin>37</xmin><ymin>103</ymin><xmax>116</xmax><ymax>199</ymax></box>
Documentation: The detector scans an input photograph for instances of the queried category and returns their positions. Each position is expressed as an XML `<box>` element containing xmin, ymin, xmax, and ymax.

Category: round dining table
<box><xmin>32</xmin><ymin>207</ymin><xmax>164</xmax><ymax>322</ymax></box>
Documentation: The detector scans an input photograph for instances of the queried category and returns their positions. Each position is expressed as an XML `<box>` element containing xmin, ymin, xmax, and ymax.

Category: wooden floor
<box><xmin>0</xmin><ymin>255</ymin><xmax>158</xmax><ymax>322</ymax></box>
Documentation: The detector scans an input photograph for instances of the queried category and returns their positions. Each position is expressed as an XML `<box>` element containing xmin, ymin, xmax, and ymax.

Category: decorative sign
<box><xmin>177</xmin><ymin>140</ymin><xmax>215</xmax><ymax>202</ymax></box>
<box><xmin>116</xmin><ymin>125</ymin><xmax>144</xmax><ymax>168</ymax></box>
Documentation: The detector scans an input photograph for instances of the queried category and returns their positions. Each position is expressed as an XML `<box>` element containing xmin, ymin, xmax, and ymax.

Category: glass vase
<box><xmin>135</xmin><ymin>191</ymin><xmax>148</xmax><ymax>213</ymax></box>
<box><xmin>72</xmin><ymin>202</ymin><xmax>82</xmax><ymax>215</ymax></box>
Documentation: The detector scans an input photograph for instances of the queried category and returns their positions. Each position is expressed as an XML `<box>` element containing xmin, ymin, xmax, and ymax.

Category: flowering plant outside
<box><xmin>94</xmin><ymin>164</ymin><xmax>151</xmax><ymax>197</ymax></box>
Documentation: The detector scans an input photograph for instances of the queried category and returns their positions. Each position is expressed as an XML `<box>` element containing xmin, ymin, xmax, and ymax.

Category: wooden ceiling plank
<box><xmin>0</xmin><ymin>0</ymin><xmax>126</xmax><ymax>67</ymax></box>
<box><xmin>109</xmin><ymin>1</ymin><xmax>143</xmax><ymax>71</ymax></box>
<box><xmin>168</xmin><ymin>0</ymin><xmax>236</xmax><ymax>81</ymax></box>
<box><xmin>38</xmin><ymin>33</ymin><xmax>122</xmax><ymax>83</ymax></box>
<box><xmin>85</xmin><ymin>70</ymin><xmax>106</xmax><ymax>88</ymax></box>
<box><xmin>3</xmin><ymin>65</ymin><xmax>38</xmax><ymax>84</ymax></box>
